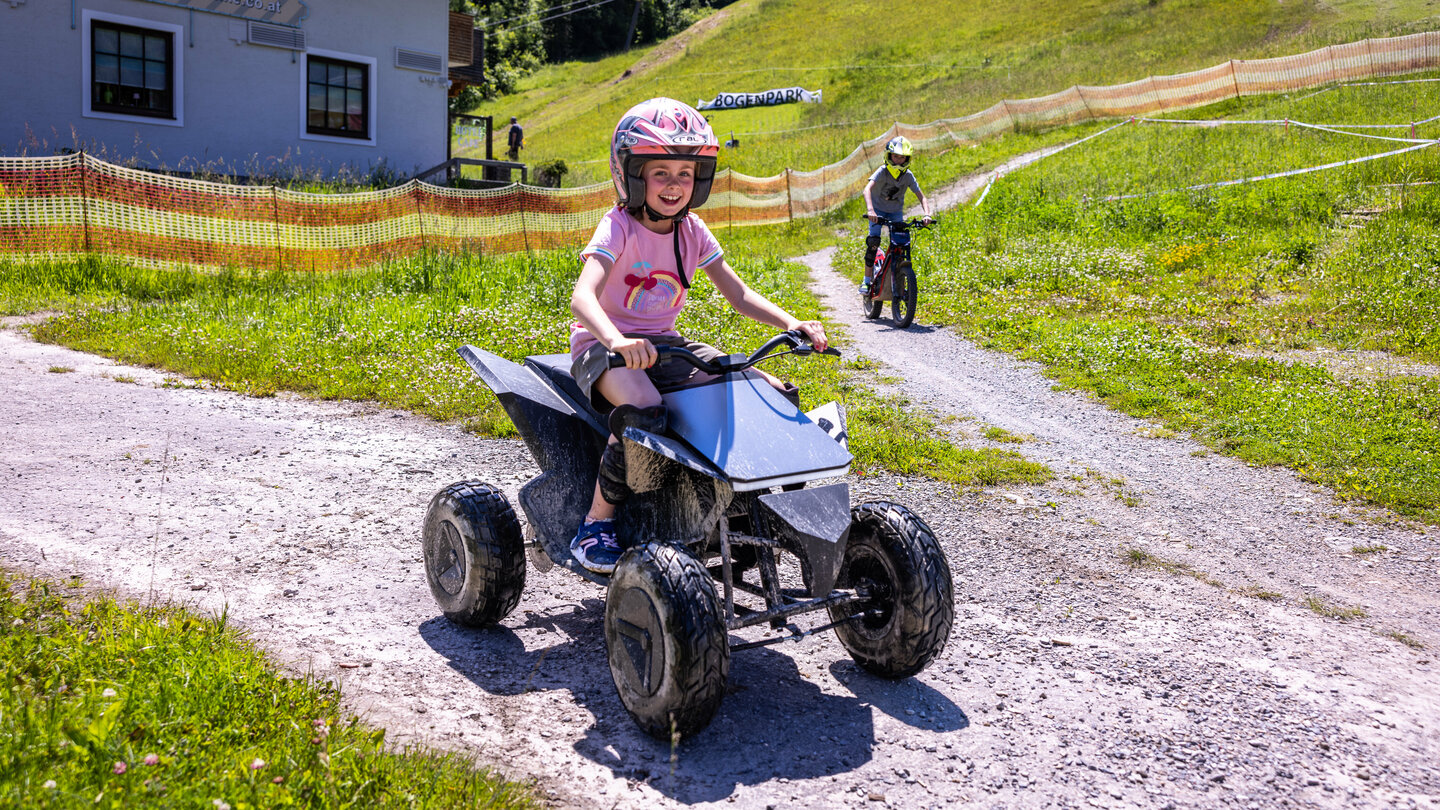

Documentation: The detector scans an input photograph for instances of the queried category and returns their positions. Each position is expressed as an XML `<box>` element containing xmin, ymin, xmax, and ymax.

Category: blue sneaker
<box><xmin>858</xmin><ymin>280</ymin><xmax>872</xmax><ymax>296</ymax></box>
<box><xmin>570</xmin><ymin>518</ymin><xmax>622</xmax><ymax>574</ymax></box>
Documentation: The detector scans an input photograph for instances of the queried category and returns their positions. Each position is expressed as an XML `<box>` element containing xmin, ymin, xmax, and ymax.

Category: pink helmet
<box><xmin>609</xmin><ymin>98</ymin><xmax>719</xmax><ymax>215</ymax></box>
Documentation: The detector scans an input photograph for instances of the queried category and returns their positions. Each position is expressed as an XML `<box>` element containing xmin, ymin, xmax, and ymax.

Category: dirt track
<box><xmin>3</xmin><ymin>164</ymin><xmax>1440</xmax><ymax>808</ymax></box>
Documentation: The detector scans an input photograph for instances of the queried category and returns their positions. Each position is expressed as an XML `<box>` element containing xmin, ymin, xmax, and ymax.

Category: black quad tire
<box><xmin>891</xmin><ymin>262</ymin><xmax>917</xmax><ymax>328</ymax></box>
<box><xmin>605</xmin><ymin>542</ymin><xmax>730</xmax><ymax>739</ymax></box>
<box><xmin>422</xmin><ymin>481</ymin><xmax>526</xmax><ymax>627</ymax></box>
<box><xmin>828</xmin><ymin>501</ymin><xmax>952</xmax><ymax>678</ymax></box>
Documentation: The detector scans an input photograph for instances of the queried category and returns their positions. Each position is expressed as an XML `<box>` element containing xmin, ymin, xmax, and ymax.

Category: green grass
<box><xmin>1384</xmin><ymin>629</ymin><xmax>1425</xmax><ymax>649</ymax></box>
<box><xmin>473</xmin><ymin>0</ymin><xmax>1439</xmax><ymax>186</ymax></box>
<box><xmin>1303</xmin><ymin>593</ymin><xmax>1369</xmax><ymax>620</ymax></box>
<box><xmin>0</xmin><ymin>231</ymin><xmax>1048</xmax><ymax>488</ymax></box>
<box><xmin>0</xmin><ymin>571</ymin><xmax>537</xmax><ymax>809</ymax></box>
<box><xmin>862</xmin><ymin>76</ymin><xmax>1440</xmax><ymax>523</ymax></box>
<box><xmin>1120</xmin><ymin>546</ymin><xmax>1223</xmax><ymax>587</ymax></box>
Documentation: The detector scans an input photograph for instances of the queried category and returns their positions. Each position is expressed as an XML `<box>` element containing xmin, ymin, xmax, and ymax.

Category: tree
<box><xmin>449</xmin><ymin>1</ymin><xmax>733</xmax><ymax>101</ymax></box>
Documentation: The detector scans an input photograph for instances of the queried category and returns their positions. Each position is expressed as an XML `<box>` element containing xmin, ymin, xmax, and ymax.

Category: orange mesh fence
<box><xmin>0</xmin><ymin>153</ymin><xmax>87</xmax><ymax>259</ymax></box>
<box><xmin>1150</xmin><ymin>63</ymin><xmax>1239</xmax><ymax>113</ymax></box>
<box><xmin>3</xmin><ymin>32</ymin><xmax>1439</xmax><ymax>271</ymax></box>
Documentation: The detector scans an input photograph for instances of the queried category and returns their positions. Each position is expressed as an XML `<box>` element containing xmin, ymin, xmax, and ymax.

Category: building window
<box><xmin>91</xmin><ymin>21</ymin><xmax>173</xmax><ymax>119</ymax></box>
<box><xmin>307</xmin><ymin>56</ymin><xmax>369</xmax><ymax>139</ymax></box>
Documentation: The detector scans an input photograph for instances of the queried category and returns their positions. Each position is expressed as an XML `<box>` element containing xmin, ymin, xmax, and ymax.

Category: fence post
<box><xmin>515</xmin><ymin>187</ymin><xmax>530</xmax><ymax>253</ymax></box>
<box><xmin>1001</xmin><ymin>100</ymin><xmax>1018</xmax><ymax>132</ymax></box>
<box><xmin>78</xmin><ymin>151</ymin><xmax>92</xmax><ymax>254</ymax></box>
<box><xmin>271</xmin><ymin>186</ymin><xmax>283</xmax><ymax>271</ymax></box>
<box><xmin>1229</xmin><ymin>59</ymin><xmax>1242</xmax><ymax>100</ymax></box>
<box><xmin>411</xmin><ymin>180</ymin><xmax>427</xmax><ymax>254</ymax></box>
<box><xmin>785</xmin><ymin>168</ymin><xmax>794</xmax><ymax>223</ymax></box>
<box><xmin>1074</xmin><ymin>85</ymin><xmax>1093</xmax><ymax>122</ymax></box>
<box><xmin>728</xmin><ymin>170</ymin><xmax>734</xmax><ymax>230</ymax></box>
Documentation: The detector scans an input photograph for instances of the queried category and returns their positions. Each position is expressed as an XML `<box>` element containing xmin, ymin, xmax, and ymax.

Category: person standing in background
<box><xmin>507</xmin><ymin>116</ymin><xmax>524</xmax><ymax>161</ymax></box>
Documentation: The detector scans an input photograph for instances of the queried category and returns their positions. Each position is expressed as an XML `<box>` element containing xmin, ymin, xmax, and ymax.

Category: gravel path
<box><xmin>3</xmin><ymin>158</ymin><xmax>1440</xmax><ymax>809</ymax></box>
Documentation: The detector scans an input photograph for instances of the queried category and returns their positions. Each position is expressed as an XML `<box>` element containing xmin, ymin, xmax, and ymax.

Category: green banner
<box><xmin>452</xmin><ymin>116</ymin><xmax>489</xmax><ymax>157</ymax></box>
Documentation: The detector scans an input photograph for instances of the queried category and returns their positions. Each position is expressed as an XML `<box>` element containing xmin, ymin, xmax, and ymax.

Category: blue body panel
<box><xmin>662</xmin><ymin>371</ymin><xmax>853</xmax><ymax>491</ymax></box>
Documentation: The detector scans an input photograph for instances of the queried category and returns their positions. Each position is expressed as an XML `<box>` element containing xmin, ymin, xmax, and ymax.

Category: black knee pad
<box><xmin>608</xmin><ymin>404</ymin><xmax>668</xmax><ymax>440</ymax></box>
<box><xmin>598</xmin><ymin>405</ymin><xmax>668</xmax><ymax>506</ymax></box>
<box><xmin>598</xmin><ymin>442</ymin><xmax>630</xmax><ymax>505</ymax></box>
<box><xmin>865</xmin><ymin>235</ymin><xmax>882</xmax><ymax>250</ymax></box>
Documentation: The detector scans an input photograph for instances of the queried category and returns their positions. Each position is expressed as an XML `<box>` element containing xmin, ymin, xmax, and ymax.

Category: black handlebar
<box><xmin>863</xmin><ymin>216</ymin><xmax>936</xmax><ymax>231</ymax></box>
<box><xmin>606</xmin><ymin>330</ymin><xmax>840</xmax><ymax>374</ymax></box>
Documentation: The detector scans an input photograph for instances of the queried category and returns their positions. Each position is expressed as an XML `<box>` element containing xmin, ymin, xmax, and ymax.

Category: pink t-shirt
<box><xmin>570</xmin><ymin>206</ymin><xmax>724</xmax><ymax>357</ymax></box>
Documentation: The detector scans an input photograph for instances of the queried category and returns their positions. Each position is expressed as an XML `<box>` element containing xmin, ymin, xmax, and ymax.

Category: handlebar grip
<box><xmin>605</xmin><ymin>345</ymin><xmax>676</xmax><ymax>368</ymax></box>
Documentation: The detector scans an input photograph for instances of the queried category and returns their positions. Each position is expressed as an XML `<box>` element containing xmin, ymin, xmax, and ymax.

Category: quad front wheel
<box><xmin>891</xmin><ymin>262</ymin><xmax>917</xmax><ymax>328</ymax></box>
<box><xmin>605</xmin><ymin>542</ymin><xmax>730</xmax><ymax>739</ymax></box>
<box><xmin>422</xmin><ymin>481</ymin><xmax>526</xmax><ymax>627</ymax></box>
<box><xmin>829</xmin><ymin>501</ymin><xmax>952</xmax><ymax>677</ymax></box>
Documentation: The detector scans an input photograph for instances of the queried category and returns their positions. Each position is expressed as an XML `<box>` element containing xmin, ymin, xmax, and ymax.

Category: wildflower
<box><xmin>213</xmin><ymin>800</ymin><xmax>231</xmax><ymax>810</ymax></box>
<box><xmin>42</xmin><ymin>780</ymin><xmax>56</xmax><ymax>790</ymax></box>
<box><xmin>102</xmin><ymin>688</ymin><xmax>117</xmax><ymax>698</ymax></box>
<box><xmin>144</xmin><ymin>754</ymin><xmax>160</xmax><ymax>766</ymax></box>
<box><xmin>113</xmin><ymin>761</ymin><xmax>128</xmax><ymax>775</ymax></box>
<box><xmin>250</xmin><ymin>758</ymin><xmax>265</xmax><ymax>770</ymax></box>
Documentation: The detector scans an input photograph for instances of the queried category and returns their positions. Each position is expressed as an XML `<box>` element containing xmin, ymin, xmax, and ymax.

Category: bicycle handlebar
<box><xmin>605</xmin><ymin>330</ymin><xmax>840</xmax><ymax>374</ymax></box>
<box><xmin>863</xmin><ymin>216</ymin><xmax>937</xmax><ymax>231</ymax></box>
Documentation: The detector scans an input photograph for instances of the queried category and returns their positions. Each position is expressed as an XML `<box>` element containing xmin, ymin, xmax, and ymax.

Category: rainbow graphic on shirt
<box><xmin>622</xmin><ymin>262</ymin><xmax>685</xmax><ymax>314</ymax></box>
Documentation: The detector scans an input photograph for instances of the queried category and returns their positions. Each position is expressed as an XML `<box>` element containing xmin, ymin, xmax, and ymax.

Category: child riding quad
<box><xmin>421</xmin><ymin>332</ymin><xmax>955</xmax><ymax>739</ymax></box>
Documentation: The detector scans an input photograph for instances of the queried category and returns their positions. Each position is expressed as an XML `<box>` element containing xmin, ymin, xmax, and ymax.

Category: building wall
<box><xmin>0</xmin><ymin>0</ymin><xmax>451</xmax><ymax>179</ymax></box>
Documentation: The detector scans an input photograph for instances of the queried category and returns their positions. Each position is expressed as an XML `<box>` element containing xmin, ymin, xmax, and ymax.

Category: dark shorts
<box><xmin>571</xmin><ymin>333</ymin><xmax>724</xmax><ymax>410</ymax></box>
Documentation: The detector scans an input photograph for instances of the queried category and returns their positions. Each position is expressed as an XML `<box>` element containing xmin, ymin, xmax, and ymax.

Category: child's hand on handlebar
<box><xmin>793</xmin><ymin>321</ymin><xmax>828</xmax><ymax>353</ymax></box>
<box><xmin>610</xmin><ymin>336</ymin><xmax>657</xmax><ymax>369</ymax></box>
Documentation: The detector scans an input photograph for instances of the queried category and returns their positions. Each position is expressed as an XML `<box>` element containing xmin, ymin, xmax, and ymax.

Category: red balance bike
<box><xmin>861</xmin><ymin>217</ymin><xmax>934</xmax><ymax>329</ymax></box>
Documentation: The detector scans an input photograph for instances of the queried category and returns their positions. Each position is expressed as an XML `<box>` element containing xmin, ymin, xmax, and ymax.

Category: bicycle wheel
<box><xmin>861</xmin><ymin>272</ymin><xmax>884</xmax><ymax>319</ymax></box>
<box><xmin>891</xmin><ymin>262</ymin><xmax>917</xmax><ymax>328</ymax></box>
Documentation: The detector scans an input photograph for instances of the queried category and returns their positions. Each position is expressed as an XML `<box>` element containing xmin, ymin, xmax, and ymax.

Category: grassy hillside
<box><xmin>471</xmin><ymin>0</ymin><xmax>1439</xmax><ymax>185</ymax></box>
<box><xmin>844</xmin><ymin>75</ymin><xmax>1440</xmax><ymax>521</ymax></box>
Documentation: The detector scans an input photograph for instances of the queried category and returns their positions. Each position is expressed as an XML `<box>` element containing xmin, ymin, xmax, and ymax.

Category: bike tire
<box><xmin>892</xmin><ymin>263</ymin><xmax>917</xmax><ymax>328</ymax></box>
<box><xmin>862</xmin><ymin>290</ymin><xmax>883</xmax><ymax>319</ymax></box>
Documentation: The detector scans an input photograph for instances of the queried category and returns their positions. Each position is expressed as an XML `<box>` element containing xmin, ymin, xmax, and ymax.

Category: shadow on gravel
<box><xmin>867</xmin><ymin>322</ymin><xmax>941</xmax><ymax>335</ymax></box>
<box><xmin>830</xmin><ymin>660</ymin><xmax>968</xmax><ymax>732</ymax></box>
<box><xmin>420</xmin><ymin>605</ymin><xmax>971</xmax><ymax>802</ymax></box>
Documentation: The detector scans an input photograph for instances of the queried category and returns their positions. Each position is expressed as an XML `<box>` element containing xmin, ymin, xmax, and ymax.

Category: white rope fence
<box><xmin>971</xmin><ymin>111</ymin><xmax>1440</xmax><ymax>206</ymax></box>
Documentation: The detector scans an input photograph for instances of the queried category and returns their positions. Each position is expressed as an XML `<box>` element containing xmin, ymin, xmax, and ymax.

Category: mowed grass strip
<box><xmin>0</xmin><ymin>224</ymin><xmax>1048</xmax><ymax>488</ymax></box>
<box><xmin>852</xmin><ymin>79</ymin><xmax>1440</xmax><ymax>522</ymax></box>
<box><xmin>0</xmin><ymin>571</ymin><xmax>538</xmax><ymax>809</ymax></box>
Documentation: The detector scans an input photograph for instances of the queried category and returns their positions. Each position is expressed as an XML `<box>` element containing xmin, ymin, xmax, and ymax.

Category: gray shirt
<box><xmin>867</xmin><ymin>166</ymin><xmax>921</xmax><ymax>214</ymax></box>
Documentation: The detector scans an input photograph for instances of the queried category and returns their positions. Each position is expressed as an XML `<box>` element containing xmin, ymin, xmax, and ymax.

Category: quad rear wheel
<box><xmin>422</xmin><ymin>481</ymin><xmax>526</xmax><ymax>627</ymax></box>
<box><xmin>829</xmin><ymin>501</ymin><xmax>952</xmax><ymax>677</ymax></box>
<box><xmin>605</xmin><ymin>542</ymin><xmax>730</xmax><ymax>739</ymax></box>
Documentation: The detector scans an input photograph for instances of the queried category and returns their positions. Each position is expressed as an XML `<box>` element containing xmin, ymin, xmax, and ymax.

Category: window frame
<box><xmin>300</xmin><ymin>49</ymin><xmax>377</xmax><ymax>147</ymax></box>
<box><xmin>81</xmin><ymin>10</ymin><xmax>184</xmax><ymax>127</ymax></box>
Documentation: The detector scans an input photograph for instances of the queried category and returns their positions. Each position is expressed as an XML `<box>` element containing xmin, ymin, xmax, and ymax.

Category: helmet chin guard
<box><xmin>610</xmin><ymin>98</ymin><xmax>720</xmax><ymax>217</ymax></box>
<box><xmin>883</xmin><ymin>135</ymin><xmax>914</xmax><ymax>179</ymax></box>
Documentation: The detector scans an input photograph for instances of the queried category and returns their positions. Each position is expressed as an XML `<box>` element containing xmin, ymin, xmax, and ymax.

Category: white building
<box><xmin>1</xmin><ymin>0</ymin><xmax>459</xmax><ymax>179</ymax></box>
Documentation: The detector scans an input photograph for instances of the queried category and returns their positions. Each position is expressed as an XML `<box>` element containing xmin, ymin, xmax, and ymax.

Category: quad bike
<box><xmin>861</xmin><ymin>217</ymin><xmax>934</xmax><ymax>329</ymax></box>
<box><xmin>421</xmin><ymin>331</ymin><xmax>953</xmax><ymax>739</ymax></box>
